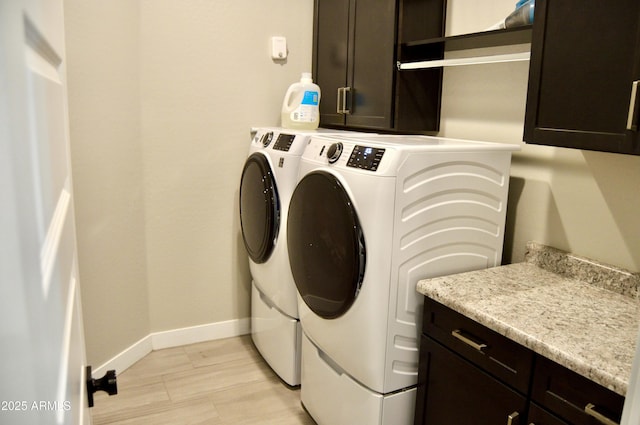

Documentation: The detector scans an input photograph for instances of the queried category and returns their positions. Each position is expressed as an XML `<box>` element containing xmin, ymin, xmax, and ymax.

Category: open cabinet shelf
<box><xmin>398</xmin><ymin>25</ymin><xmax>533</xmax><ymax>70</ymax></box>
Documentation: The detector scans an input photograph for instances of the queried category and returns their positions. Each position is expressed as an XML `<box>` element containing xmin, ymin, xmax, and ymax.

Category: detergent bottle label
<box><xmin>301</xmin><ymin>90</ymin><xmax>319</xmax><ymax>106</ymax></box>
<box><xmin>292</xmin><ymin>90</ymin><xmax>319</xmax><ymax>123</ymax></box>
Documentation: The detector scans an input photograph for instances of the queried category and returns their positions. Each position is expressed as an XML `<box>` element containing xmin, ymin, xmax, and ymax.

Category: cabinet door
<box><xmin>528</xmin><ymin>403</ymin><xmax>569</xmax><ymax>425</ymax></box>
<box><xmin>346</xmin><ymin>0</ymin><xmax>396</xmax><ymax>129</ymax></box>
<box><xmin>415</xmin><ymin>336</ymin><xmax>528</xmax><ymax>425</ymax></box>
<box><xmin>524</xmin><ymin>0</ymin><xmax>640</xmax><ymax>155</ymax></box>
<box><xmin>531</xmin><ymin>357</ymin><xmax>624</xmax><ymax>425</ymax></box>
<box><xmin>313</xmin><ymin>0</ymin><xmax>350</xmax><ymax>126</ymax></box>
<box><xmin>423</xmin><ymin>298</ymin><xmax>534</xmax><ymax>394</ymax></box>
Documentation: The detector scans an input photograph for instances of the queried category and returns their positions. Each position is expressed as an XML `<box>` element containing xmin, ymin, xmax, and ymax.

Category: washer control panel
<box><xmin>272</xmin><ymin>133</ymin><xmax>296</xmax><ymax>152</ymax></box>
<box><xmin>347</xmin><ymin>145</ymin><xmax>385</xmax><ymax>171</ymax></box>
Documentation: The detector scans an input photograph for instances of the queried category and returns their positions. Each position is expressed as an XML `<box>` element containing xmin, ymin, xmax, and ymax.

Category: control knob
<box><xmin>326</xmin><ymin>142</ymin><xmax>343</xmax><ymax>164</ymax></box>
<box><xmin>260</xmin><ymin>131</ymin><xmax>274</xmax><ymax>147</ymax></box>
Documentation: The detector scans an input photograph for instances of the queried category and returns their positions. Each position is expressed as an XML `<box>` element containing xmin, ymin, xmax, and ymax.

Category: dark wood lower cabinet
<box><xmin>528</xmin><ymin>403</ymin><xmax>569</xmax><ymax>425</ymax></box>
<box><xmin>415</xmin><ymin>336</ymin><xmax>527</xmax><ymax>425</ymax></box>
<box><xmin>415</xmin><ymin>298</ymin><xmax>626</xmax><ymax>425</ymax></box>
<box><xmin>531</xmin><ymin>357</ymin><xmax>625</xmax><ymax>425</ymax></box>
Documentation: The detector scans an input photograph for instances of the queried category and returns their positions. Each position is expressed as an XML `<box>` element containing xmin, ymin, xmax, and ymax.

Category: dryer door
<box><xmin>239</xmin><ymin>153</ymin><xmax>280</xmax><ymax>263</ymax></box>
<box><xmin>287</xmin><ymin>171</ymin><xmax>366</xmax><ymax>319</ymax></box>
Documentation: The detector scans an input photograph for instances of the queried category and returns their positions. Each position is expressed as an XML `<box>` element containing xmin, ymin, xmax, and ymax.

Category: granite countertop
<box><xmin>416</xmin><ymin>242</ymin><xmax>640</xmax><ymax>396</ymax></box>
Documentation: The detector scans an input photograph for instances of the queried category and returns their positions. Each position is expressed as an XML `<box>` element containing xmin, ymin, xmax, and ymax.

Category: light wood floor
<box><xmin>91</xmin><ymin>336</ymin><xmax>316</xmax><ymax>425</ymax></box>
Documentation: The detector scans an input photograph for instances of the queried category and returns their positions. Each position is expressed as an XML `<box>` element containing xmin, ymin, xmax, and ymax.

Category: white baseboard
<box><xmin>92</xmin><ymin>318</ymin><xmax>250</xmax><ymax>377</ymax></box>
<box><xmin>91</xmin><ymin>334</ymin><xmax>153</xmax><ymax>379</ymax></box>
<box><xmin>151</xmin><ymin>318</ymin><xmax>250</xmax><ymax>350</ymax></box>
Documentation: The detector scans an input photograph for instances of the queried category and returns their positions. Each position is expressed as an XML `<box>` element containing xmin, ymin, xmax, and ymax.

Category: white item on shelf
<box><xmin>281</xmin><ymin>73</ymin><xmax>321</xmax><ymax>130</ymax></box>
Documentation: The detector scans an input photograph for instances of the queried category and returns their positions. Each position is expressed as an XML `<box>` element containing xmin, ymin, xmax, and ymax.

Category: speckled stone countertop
<box><xmin>416</xmin><ymin>242</ymin><xmax>640</xmax><ymax>396</ymax></box>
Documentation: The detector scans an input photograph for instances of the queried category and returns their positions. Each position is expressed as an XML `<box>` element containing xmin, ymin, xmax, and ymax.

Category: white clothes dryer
<box><xmin>239</xmin><ymin>127</ymin><xmax>367</xmax><ymax>386</ymax></box>
<box><xmin>286</xmin><ymin>134</ymin><xmax>519</xmax><ymax>424</ymax></box>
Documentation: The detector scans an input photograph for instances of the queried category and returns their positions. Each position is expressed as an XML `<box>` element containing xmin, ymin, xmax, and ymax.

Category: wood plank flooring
<box><xmin>91</xmin><ymin>336</ymin><xmax>316</xmax><ymax>425</ymax></box>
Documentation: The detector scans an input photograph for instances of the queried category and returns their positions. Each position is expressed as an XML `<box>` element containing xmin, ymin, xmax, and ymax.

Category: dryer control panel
<box><xmin>347</xmin><ymin>145</ymin><xmax>385</xmax><ymax>171</ymax></box>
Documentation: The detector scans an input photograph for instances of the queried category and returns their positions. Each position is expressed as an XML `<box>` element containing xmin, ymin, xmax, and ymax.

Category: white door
<box><xmin>1</xmin><ymin>0</ymin><xmax>91</xmax><ymax>424</ymax></box>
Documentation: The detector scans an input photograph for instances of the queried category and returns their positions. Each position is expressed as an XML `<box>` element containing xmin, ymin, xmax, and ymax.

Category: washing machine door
<box><xmin>239</xmin><ymin>153</ymin><xmax>280</xmax><ymax>264</ymax></box>
<box><xmin>287</xmin><ymin>171</ymin><xmax>366</xmax><ymax>319</ymax></box>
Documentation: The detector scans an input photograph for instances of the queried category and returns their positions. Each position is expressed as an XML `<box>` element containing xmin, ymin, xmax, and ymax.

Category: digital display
<box><xmin>273</xmin><ymin>134</ymin><xmax>296</xmax><ymax>151</ymax></box>
<box><xmin>347</xmin><ymin>145</ymin><xmax>385</xmax><ymax>171</ymax></box>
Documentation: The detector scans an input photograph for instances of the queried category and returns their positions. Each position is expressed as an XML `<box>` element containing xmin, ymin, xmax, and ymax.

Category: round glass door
<box><xmin>239</xmin><ymin>153</ymin><xmax>279</xmax><ymax>264</ymax></box>
<box><xmin>287</xmin><ymin>171</ymin><xmax>366</xmax><ymax>319</ymax></box>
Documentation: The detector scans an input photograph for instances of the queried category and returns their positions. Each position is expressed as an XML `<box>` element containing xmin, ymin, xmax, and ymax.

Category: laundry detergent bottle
<box><xmin>281</xmin><ymin>72</ymin><xmax>321</xmax><ymax>130</ymax></box>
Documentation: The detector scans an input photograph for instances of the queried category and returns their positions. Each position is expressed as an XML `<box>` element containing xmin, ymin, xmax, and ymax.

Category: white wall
<box><xmin>65</xmin><ymin>0</ymin><xmax>150</xmax><ymax>368</ymax></box>
<box><xmin>65</xmin><ymin>0</ymin><xmax>314</xmax><ymax>367</ymax></box>
<box><xmin>138</xmin><ymin>0</ymin><xmax>314</xmax><ymax>333</ymax></box>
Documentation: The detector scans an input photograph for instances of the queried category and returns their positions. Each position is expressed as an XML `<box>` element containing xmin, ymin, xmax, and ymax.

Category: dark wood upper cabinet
<box><xmin>524</xmin><ymin>0</ymin><xmax>640</xmax><ymax>155</ymax></box>
<box><xmin>313</xmin><ymin>0</ymin><xmax>397</xmax><ymax>130</ymax></box>
<box><xmin>314</xmin><ymin>0</ymin><xmax>640</xmax><ymax>153</ymax></box>
<box><xmin>312</xmin><ymin>0</ymin><xmax>446</xmax><ymax>132</ymax></box>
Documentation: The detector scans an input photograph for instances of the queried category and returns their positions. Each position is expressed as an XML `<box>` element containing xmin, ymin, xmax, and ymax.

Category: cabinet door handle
<box><xmin>506</xmin><ymin>411</ymin><xmax>519</xmax><ymax>425</ymax></box>
<box><xmin>626</xmin><ymin>80</ymin><xmax>639</xmax><ymax>131</ymax></box>
<box><xmin>585</xmin><ymin>403</ymin><xmax>619</xmax><ymax>425</ymax></box>
<box><xmin>343</xmin><ymin>86</ymin><xmax>351</xmax><ymax>114</ymax></box>
<box><xmin>336</xmin><ymin>88</ymin><xmax>343</xmax><ymax>114</ymax></box>
<box><xmin>451</xmin><ymin>329</ymin><xmax>487</xmax><ymax>352</ymax></box>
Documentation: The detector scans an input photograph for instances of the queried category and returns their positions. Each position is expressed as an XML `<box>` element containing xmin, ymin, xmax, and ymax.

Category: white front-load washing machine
<box><xmin>239</xmin><ymin>127</ymin><xmax>367</xmax><ymax>386</ymax></box>
<box><xmin>286</xmin><ymin>134</ymin><xmax>519</xmax><ymax>424</ymax></box>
